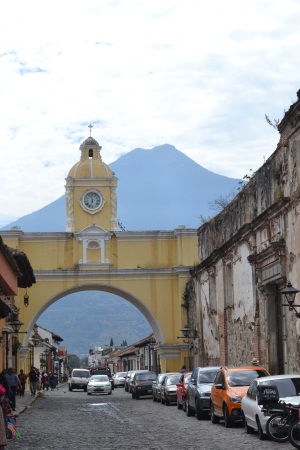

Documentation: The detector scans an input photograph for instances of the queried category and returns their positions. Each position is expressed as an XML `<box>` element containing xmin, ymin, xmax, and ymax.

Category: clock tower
<box><xmin>65</xmin><ymin>131</ymin><xmax>118</xmax><ymax>234</ymax></box>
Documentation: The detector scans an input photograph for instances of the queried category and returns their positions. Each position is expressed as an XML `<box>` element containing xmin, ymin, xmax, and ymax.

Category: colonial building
<box><xmin>0</xmin><ymin>236</ymin><xmax>35</xmax><ymax>371</ymax></box>
<box><xmin>188</xmin><ymin>90</ymin><xmax>300</xmax><ymax>375</ymax></box>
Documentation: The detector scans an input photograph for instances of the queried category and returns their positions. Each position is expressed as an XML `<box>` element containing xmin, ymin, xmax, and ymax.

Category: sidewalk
<box><xmin>13</xmin><ymin>383</ymin><xmax>68</xmax><ymax>417</ymax></box>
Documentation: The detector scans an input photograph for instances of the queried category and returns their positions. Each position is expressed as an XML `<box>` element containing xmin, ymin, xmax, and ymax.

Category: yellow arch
<box><xmin>22</xmin><ymin>284</ymin><xmax>164</xmax><ymax>348</ymax></box>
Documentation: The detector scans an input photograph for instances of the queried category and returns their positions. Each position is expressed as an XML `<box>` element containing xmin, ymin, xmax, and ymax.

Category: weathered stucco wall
<box><xmin>189</xmin><ymin>91</ymin><xmax>300</xmax><ymax>372</ymax></box>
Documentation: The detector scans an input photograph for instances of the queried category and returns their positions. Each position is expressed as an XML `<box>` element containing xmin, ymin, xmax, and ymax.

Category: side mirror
<box><xmin>215</xmin><ymin>383</ymin><xmax>224</xmax><ymax>390</ymax></box>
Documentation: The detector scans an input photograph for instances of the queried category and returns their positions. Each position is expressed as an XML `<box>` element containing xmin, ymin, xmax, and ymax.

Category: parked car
<box><xmin>161</xmin><ymin>373</ymin><xmax>181</xmax><ymax>405</ymax></box>
<box><xmin>185</xmin><ymin>366</ymin><xmax>220</xmax><ymax>419</ymax></box>
<box><xmin>241</xmin><ymin>374</ymin><xmax>300</xmax><ymax>440</ymax></box>
<box><xmin>176</xmin><ymin>372</ymin><xmax>191</xmax><ymax>410</ymax></box>
<box><xmin>68</xmin><ymin>368</ymin><xmax>90</xmax><ymax>392</ymax></box>
<box><xmin>124</xmin><ymin>371</ymin><xmax>135</xmax><ymax>392</ymax></box>
<box><xmin>131</xmin><ymin>372</ymin><xmax>157</xmax><ymax>399</ymax></box>
<box><xmin>210</xmin><ymin>365</ymin><xmax>269</xmax><ymax>427</ymax></box>
<box><xmin>87</xmin><ymin>375</ymin><xmax>112</xmax><ymax>395</ymax></box>
<box><xmin>125</xmin><ymin>370</ymin><xmax>148</xmax><ymax>393</ymax></box>
<box><xmin>152</xmin><ymin>373</ymin><xmax>179</xmax><ymax>402</ymax></box>
<box><xmin>114</xmin><ymin>372</ymin><xmax>127</xmax><ymax>388</ymax></box>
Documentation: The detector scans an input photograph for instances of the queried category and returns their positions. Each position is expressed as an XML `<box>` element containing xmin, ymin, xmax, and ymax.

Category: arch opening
<box><xmin>21</xmin><ymin>284</ymin><xmax>164</xmax><ymax>352</ymax></box>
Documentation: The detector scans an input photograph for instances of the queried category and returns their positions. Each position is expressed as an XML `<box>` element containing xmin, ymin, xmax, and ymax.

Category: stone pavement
<box><xmin>12</xmin><ymin>382</ymin><xmax>68</xmax><ymax>417</ymax></box>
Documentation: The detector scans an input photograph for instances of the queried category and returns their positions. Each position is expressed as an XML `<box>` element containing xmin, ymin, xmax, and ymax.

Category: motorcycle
<box><xmin>265</xmin><ymin>401</ymin><xmax>300</xmax><ymax>443</ymax></box>
<box><xmin>288</xmin><ymin>407</ymin><xmax>300</xmax><ymax>449</ymax></box>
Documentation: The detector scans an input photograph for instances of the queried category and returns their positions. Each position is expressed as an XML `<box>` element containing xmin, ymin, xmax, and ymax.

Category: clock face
<box><xmin>83</xmin><ymin>191</ymin><xmax>101</xmax><ymax>210</ymax></box>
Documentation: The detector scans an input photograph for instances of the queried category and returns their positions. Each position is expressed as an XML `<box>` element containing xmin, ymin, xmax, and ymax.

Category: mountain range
<box><xmin>1</xmin><ymin>144</ymin><xmax>240</xmax><ymax>232</ymax></box>
<box><xmin>1</xmin><ymin>144</ymin><xmax>240</xmax><ymax>357</ymax></box>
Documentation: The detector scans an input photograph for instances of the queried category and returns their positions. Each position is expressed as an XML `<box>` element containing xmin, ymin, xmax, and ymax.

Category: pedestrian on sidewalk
<box><xmin>18</xmin><ymin>370</ymin><xmax>27</xmax><ymax>396</ymax></box>
<box><xmin>4</xmin><ymin>368</ymin><xmax>21</xmax><ymax>412</ymax></box>
<box><xmin>49</xmin><ymin>373</ymin><xmax>56</xmax><ymax>391</ymax></box>
<box><xmin>28</xmin><ymin>367</ymin><xmax>38</xmax><ymax>395</ymax></box>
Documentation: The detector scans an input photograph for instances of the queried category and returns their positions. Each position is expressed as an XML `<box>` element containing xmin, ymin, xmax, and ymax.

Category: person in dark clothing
<box><xmin>18</xmin><ymin>370</ymin><xmax>27</xmax><ymax>396</ymax></box>
<box><xmin>4</xmin><ymin>368</ymin><xmax>20</xmax><ymax>411</ymax></box>
<box><xmin>28</xmin><ymin>367</ymin><xmax>38</xmax><ymax>395</ymax></box>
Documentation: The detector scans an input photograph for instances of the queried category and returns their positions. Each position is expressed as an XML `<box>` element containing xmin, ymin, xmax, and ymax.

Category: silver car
<box><xmin>114</xmin><ymin>372</ymin><xmax>127</xmax><ymax>388</ymax></box>
<box><xmin>241</xmin><ymin>374</ymin><xmax>300</xmax><ymax>440</ymax></box>
<box><xmin>161</xmin><ymin>373</ymin><xmax>181</xmax><ymax>405</ymax></box>
<box><xmin>87</xmin><ymin>375</ymin><xmax>112</xmax><ymax>395</ymax></box>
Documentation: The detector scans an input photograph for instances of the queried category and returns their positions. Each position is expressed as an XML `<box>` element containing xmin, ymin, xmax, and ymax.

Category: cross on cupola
<box><xmin>88</xmin><ymin>123</ymin><xmax>93</xmax><ymax>136</ymax></box>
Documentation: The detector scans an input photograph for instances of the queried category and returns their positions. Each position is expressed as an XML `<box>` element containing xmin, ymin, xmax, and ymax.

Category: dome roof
<box><xmin>79</xmin><ymin>136</ymin><xmax>100</xmax><ymax>149</ymax></box>
<box><xmin>67</xmin><ymin>135</ymin><xmax>114</xmax><ymax>179</ymax></box>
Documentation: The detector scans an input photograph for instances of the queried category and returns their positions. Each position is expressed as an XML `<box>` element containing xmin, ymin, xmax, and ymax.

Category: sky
<box><xmin>0</xmin><ymin>0</ymin><xmax>300</xmax><ymax>226</ymax></box>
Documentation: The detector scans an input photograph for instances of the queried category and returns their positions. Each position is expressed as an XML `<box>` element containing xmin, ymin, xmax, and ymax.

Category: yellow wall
<box><xmin>2</xmin><ymin>228</ymin><xmax>197</xmax><ymax>371</ymax></box>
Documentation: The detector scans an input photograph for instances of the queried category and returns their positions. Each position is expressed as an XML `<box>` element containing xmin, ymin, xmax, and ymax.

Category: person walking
<box><xmin>28</xmin><ymin>367</ymin><xmax>38</xmax><ymax>395</ymax></box>
<box><xmin>18</xmin><ymin>370</ymin><xmax>27</xmax><ymax>396</ymax></box>
<box><xmin>179</xmin><ymin>365</ymin><xmax>188</xmax><ymax>373</ymax></box>
<box><xmin>4</xmin><ymin>368</ymin><xmax>20</xmax><ymax>412</ymax></box>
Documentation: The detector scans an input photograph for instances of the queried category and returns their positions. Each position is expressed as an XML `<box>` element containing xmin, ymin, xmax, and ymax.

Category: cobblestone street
<box><xmin>6</xmin><ymin>385</ymin><xmax>297</xmax><ymax>450</ymax></box>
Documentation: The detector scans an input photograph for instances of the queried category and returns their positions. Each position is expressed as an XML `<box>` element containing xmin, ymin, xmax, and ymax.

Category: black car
<box><xmin>131</xmin><ymin>372</ymin><xmax>157</xmax><ymax>399</ymax></box>
<box><xmin>186</xmin><ymin>366</ymin><xmax>220</xmax><ymax>419</ymax></box>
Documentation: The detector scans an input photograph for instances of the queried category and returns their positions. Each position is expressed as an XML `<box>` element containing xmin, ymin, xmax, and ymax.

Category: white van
<box><xmin>68</xmin><ymin>369</ymin><xmax>90</xmax><ymax>391</ymax></box>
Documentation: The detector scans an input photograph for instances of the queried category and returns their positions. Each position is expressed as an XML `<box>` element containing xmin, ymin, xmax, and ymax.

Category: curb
<box><xmin>12</xmin><ymin>391</ymin><xmax>42</xmax><ymax>418</ymax></box>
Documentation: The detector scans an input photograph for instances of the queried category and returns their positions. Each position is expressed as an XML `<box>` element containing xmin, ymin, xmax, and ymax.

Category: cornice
<box><xmin>34</xmin><ymin>266</ymin><xmax>193</xmax><ymax>278</ymax></box>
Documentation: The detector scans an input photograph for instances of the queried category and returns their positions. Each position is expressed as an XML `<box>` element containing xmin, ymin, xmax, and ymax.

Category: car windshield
<box><xmin>260</xmin><ymin>378</ymin><xmax>300</xmax><ymax>398</ymax></box>
<box><xmin>136</xmin><ymin>373</ymin><xmax>157</xmax><ymax>381</ymax></box>
<box><xmin>198</xmin><ymin>371</ymin><xmax>217</xmax><ymax>383</ymax></box>
<box><xmin>116</xmin><ymin>373</ymin><xmax>127</xmax><ymax>378</ymax></box>
<box><xmin>166</xmin><ymin>375</ymin><xmax>181</xmax><ymax>385</ymax></box>
<box><xmin>228</xmin><ymin>370</ymin><xmax>268</xmax><ymax>387</ymax></box>
<box><xmin>184</xmin><ymin>375</ymin><xmax>191</xmax><ymax>385</ymax></box>
<box><xmin>90</xmin><ymin>375</ymin><xmax>109</xmax><ymax>382</ymax></box>
<box><xmin>73</xmin><ymin>370</ymin><xmax>90</xmax><ymax>378</ymax></box>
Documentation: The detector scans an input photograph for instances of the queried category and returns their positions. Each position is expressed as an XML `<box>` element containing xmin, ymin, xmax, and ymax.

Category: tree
<box><xmin>208</xmin><ymin>193</ymin><xmax>236</xmax><ymax>213</ymax></box>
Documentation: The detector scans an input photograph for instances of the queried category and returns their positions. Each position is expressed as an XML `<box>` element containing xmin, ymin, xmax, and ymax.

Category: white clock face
<box><xmin>83</xmin><ymin>191</ymin><xmax>101</xmax><ymax>210</ymax></box>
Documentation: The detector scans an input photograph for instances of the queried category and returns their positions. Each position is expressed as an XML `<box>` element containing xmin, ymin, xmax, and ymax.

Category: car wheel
<box><xmin>108</xmin><ymin>390</ymin><xmax>112</xmax><ymax>395</ymax></box>
<box><xmin>153</xmin><ymin>394</ymin><xmax>157</xmax><ymax>402</ymax></box>
<box><xmin>177</xmin><ymin>399</ymin><xmax>182</xmax><ymax>409</ymax></box>
<box><xmin>186</xmin><ymin>398</ymin><xmax>195</xmax><ymax>417</ymax></box>
<box><xmin>223</xmin><ymin>405</ymin><xmax>233</xmax><ymax>428</ymax></box>
<box><xmin>183</xmin><ymin>400</ymin><xmax>187</xmax><ymax>412</ymax></box>
<box><xmin>211</xmin><ymin>404</ymin><xmax>220</xmax><ymax>424</ymax></box>
<box><xmin>87</xmin><ymin>392</ymin><xmax>91</xmax><ymax>395</ymax></box>
<box><xmin>68</xmin><ymin>385</ymin><xmax>72</xmax><ymax>391</ymax></box>
<box><xmin>161</xmin><ymin>396</ymin><xmax>165</xmax><ymax>404</ymax></box>
<box><xmin>242</xmin><ymin>411</ymin><xmax>254</xmax><ymax>434</ymax></box>
<box><xmin>196</xmin><ymin>398</ymin><xmax>204</xmax><ymax>420</ymax></box>
<box><xmin>84</xmin><ymin>387</ymin><xmax>87</xmax><ymax>392</ymax></box>
<box><xmin>165</xmin><ymin>398</ymin><xmax>170</xmax><ymax>406</ymax></box>
<box><xmin>132</xmin><ymin>392</ymin><xmax>135</xmax><ymax>399</ymax></box>
<box><xmin>256</xmin><ymin>416</ymin><xmax>266</xmax><ymax>440</ymax></box>
<box><xmin>135</xmin><ymin>393</ymin><xmax>139</xmax><ymax>400</ymax></box>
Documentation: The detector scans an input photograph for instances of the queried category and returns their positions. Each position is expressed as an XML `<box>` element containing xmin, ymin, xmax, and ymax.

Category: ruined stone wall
<box><xmin>190</xmin><ymin>92</ymin><xmax>300</xmax><ymax>372</ymax></box>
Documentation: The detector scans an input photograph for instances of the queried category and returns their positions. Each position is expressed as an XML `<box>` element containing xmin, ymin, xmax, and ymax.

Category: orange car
<box><xmin>176</xmin><ymin>371</ymin><xmax>191</xmax><ymax>411</ymax></box>
<box><xmin>210</xmin><ymin>365</ymin><xmax>269</xmax><ymax>428</ymax></box>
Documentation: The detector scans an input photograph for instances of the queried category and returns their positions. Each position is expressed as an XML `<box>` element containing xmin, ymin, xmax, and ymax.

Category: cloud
<box><xmin>0</xmin><ymin>0</ymin><xmax>299</xmax><ymax>221</ymax></box>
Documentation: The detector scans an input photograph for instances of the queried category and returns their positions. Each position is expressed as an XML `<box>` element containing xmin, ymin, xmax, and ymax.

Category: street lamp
<box><xmin>2</xmin><ymin>316</ymin><xmax>27</xmax><ymax>369</ymax></box>
<box><xmin>178</xmin><ymin>326</ymin><xmax>197</xmax><ymax>340</ymax></box>
<box><xmin>281</xmin><ymin>281</ymin><xmax>300</xmax><ymax>318</ymax></box>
